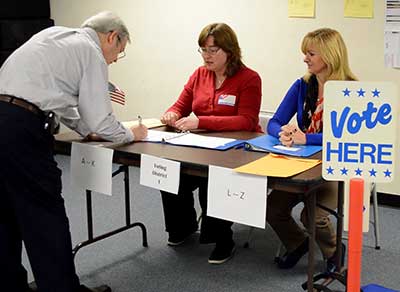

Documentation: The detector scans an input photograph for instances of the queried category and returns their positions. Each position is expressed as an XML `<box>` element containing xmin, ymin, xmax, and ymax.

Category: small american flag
<box><xmin>108</xmin><ymin>81</ymin><xmax>126</xmax><ymax>105</ymax></box>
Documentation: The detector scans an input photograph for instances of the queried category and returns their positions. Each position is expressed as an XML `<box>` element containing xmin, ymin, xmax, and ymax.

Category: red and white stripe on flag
<box><xmin>108</xmin><ymin>81</ymin><xmax>126</xmax><ymax>105</ymax></box>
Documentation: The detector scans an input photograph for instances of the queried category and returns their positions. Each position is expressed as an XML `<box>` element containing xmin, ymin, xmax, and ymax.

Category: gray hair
<box><xmin>81</xmin><ymin>11</ymin><xmax>130</xmax><ymax>42</ymax></box>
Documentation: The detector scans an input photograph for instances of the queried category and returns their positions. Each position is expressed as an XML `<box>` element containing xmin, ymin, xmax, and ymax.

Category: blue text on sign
<box><xmin>330</xmin><ymin>102</ymin><xmax>392</xmax><ymax>138</ymax></box>
<box><xmin>325</xmin><ymin>142</ymin><xmax>392</xmax><ymax>164</ymax></box>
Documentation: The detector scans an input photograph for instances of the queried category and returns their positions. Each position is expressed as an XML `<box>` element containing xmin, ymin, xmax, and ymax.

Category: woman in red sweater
<box><xmin>160</xmin><ymin>22</ymin><xmax>262</xmax><ymax>264</ymax></box>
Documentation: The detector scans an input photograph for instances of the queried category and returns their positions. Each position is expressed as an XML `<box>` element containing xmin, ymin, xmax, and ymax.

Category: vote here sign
<box><xmin>323</xmin><ymin>81</ymin><xmax>398</xmax><ymax>183</ymax></box>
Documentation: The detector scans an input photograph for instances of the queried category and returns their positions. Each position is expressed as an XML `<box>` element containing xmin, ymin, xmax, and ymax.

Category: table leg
<box><xmin>306</xmin><ymin>189</ymin><xmax>317</xmax><ymax>292</ymax></box>
<box><xmin>72</xmin><ymin>165</ymin><xmax>148</xmax><ymax>259</ymax></box>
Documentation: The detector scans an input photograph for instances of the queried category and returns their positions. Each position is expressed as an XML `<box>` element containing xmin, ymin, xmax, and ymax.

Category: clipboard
<box><xmin>244</xmin><ymin>134</ymin><xmax>321</xmax><ymax>157</ymax></box>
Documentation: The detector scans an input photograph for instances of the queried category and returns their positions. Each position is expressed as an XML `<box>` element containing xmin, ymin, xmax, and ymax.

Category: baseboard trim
<box><xmin>377</xmin><ymin>192</ymin><xmax>400</xmax><ymax>208</ymax></box>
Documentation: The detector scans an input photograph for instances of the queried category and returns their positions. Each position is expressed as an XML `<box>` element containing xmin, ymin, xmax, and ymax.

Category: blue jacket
<box><xmin>267</xmin><ymin>78</ymin><xmax>322</xmax><ymax>145</ymax></box>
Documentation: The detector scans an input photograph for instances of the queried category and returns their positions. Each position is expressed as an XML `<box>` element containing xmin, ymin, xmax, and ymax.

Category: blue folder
<box><xmin>362</xmin><ymin>284</ymin><xmax>399</xmax><ymax>292</ymax></box>
<box><xmin>244</xmin><ymin>134</ymin><xmax>321</xmax><ymax>157</ymax></box>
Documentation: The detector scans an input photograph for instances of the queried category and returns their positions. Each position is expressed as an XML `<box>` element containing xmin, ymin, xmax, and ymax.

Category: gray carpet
<box><xmin>22</xmin><ymin>155</ymin><xmax>400</xmax><ymax>291</ymax></box>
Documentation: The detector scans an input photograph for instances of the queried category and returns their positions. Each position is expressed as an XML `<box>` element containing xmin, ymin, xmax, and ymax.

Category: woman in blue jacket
<box><xmin>267</xmin><ymin>28</ymin><xmax>357</xmax><ymax>272</ymax></box>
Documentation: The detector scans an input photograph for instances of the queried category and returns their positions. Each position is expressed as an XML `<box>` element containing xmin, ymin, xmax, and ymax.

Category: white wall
<box><xmin>50</xmin><ymin>0</ymin><xmax>399</xmax><ymax>195</ymax></box>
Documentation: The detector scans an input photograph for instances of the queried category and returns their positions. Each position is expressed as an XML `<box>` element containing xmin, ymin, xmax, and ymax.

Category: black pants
<box><xmin>0</xmin><ymin>102</ymin><xmax>80</xmax><ymax>292</ymax></box>
<box><xmin>161</xmin><ymin>173</ymin><xmax>233</xmax><ymax>245</ymax></box>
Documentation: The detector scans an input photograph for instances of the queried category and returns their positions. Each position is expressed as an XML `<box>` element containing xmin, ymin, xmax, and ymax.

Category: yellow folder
<box><xmin>235</xmin><ymin>153</ymin><xmax>321</xmax><ymax>177</ymax></box>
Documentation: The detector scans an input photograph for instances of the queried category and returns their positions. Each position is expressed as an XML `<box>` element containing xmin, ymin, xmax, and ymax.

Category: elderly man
<box><xmin>0</xmin><ymin>11</ymin><xmax>147</xmax><ymax>292</ymax></box>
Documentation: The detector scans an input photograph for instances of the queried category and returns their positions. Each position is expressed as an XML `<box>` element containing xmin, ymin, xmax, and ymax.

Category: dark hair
<box><xmin>302</xmin><ymin>75</ymin><xmax>319</xmax><ymax>132</ymax></box>
<box><xmin>198</xmin><ymin>23</ymin><xmax>244</xmax><ymax>77</ymax></box>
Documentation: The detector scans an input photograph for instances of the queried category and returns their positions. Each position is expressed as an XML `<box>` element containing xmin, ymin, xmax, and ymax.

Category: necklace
<box><xmin>216</xmin><ymin>76</ymin><xmax>226</xmax><ymax>88</ymax></box>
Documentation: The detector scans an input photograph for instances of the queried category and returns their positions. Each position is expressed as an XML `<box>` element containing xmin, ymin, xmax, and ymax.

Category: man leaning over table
<box><xmin>0</xmin><ymin>11</ymin><xmax>147</xmax><ymax>292</ymax></box>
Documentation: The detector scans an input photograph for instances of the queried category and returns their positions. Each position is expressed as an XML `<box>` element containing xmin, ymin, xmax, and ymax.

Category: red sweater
<box><xmin>166</xmin><ymin>66</ymin><xmax>262</xmax><ymax>132</ymax></box>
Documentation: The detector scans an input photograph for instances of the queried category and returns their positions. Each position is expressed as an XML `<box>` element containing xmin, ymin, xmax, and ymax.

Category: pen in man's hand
<box><xmin>138</xmin><ymin>115</ymin><xmax>142</xmax><ymax>125</ymax></box>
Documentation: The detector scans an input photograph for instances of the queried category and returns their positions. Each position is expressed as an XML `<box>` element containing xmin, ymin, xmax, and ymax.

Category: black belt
<box><xmin>0</xmin><ymin>94</ymin><xmax>43</xmax><ymax>117</ymax></box>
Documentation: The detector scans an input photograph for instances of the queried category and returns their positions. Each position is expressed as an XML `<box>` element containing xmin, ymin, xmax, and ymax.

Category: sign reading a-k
<box><xmin>323</xmin><ymin>81</ymin><xmax>398</xmax><ymax>183</ymax></box>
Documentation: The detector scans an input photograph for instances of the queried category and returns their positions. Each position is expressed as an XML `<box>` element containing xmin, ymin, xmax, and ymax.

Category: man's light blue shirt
<box><xmin>0</xmin><ymin>26</ymin><xmax>134</xmax><ymax>143</ymax></box>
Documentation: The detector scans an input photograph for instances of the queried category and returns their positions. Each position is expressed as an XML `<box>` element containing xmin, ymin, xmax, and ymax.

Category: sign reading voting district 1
<box><xmin>139</xmin><ymin>154</ymin><xmax>180</xmax><ymax>194</ymax></box>
<box><xmin>207</xmin><ymin>165</ymin><xmax>268</xmax><ymax>229</ymax></box>
<box><xmin>323</xmin><ymin>81</ymin><xmax>398</xmax><ymax>183</ymax></box>
<box><xmin>70</xmin><ymin>142</ymin><xmax>114</xmax><ymax>196</ymax></box>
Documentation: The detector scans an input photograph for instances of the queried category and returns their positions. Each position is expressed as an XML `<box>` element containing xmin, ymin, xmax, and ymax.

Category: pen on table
<box><xmin>138</xmin><ymin>115</ymin><xmax>142</xmax><ymax>125</ymax></box>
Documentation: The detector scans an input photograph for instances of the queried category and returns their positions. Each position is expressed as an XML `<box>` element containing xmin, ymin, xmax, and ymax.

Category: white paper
<box><xmin>207</xmin><ymin>165</ymin><xmax>268</xmax><ymax>229</ymax></box>
<box><xmin>384</xmin><ymin>31</ymin><xmax>400</xmax><ymax>68</ymax></box>
<box><xmin>142</xmin><ymin>129</ymin><xmax>236</xmax><ymax>149</ymax></box>
<box><xmin>139</xmin><ymin>154</ymin><xmax>180</xmax><ymax>194</ymax></box>
<box><xmin>273</xmin><ymin>145</ymin><xmax>301</xmax><ymax>152</ymax></box>
<box><xmin>70</xmin><ymin>142</ymin><xmax>114</xmax><ymax>196</ymax></box>
<box><xmin>385</xmin><ymin>0</ymin><xmax>400</xmax><ymax>31</ymax></box>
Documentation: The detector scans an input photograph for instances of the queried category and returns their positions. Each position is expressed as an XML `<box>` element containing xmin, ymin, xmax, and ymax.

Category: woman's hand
<box><xmin>174</xmin><ymin>116</ymin><xmax>199</xmax><ymax>132</ymax></box>
<box><xmin>278</xmin><ymin>124</ymin><xmax>306</xmax><ymax>147</ymax></box>
<box><xmin>160</xmin><ymin>112</ymin><xmax>179</xmax><ymax>127</ymax></box>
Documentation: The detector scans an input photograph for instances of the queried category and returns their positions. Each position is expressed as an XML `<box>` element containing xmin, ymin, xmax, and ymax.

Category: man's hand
<box><xmin>84</xmin><ymin>133</ymin><xmax>105</xmax><ymax>141</ymax></box>
<box><xmin>131</xmin><ymin>124</ymin><xmax>148</xmax><ymax>141</ymax></box>
<box><xmin>160</xmin><ymin>112</ymin><xmax>179</xmax><ymax>127</ymax></box>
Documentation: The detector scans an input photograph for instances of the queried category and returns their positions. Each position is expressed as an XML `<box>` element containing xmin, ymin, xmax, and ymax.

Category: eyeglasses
<box><xmin>117</xmin><ymin>51</ymin><xmax>126</xmax><ymax>60</ymax></box>
<box><xmin>116</xmin><ymin>35</ymin><xmax>126</xmax><ymax>59</ymax></box>
<box><xmin>198</xmin><ymin>46</ymin><xmax>220</xmax><ymax>55</ymax></box>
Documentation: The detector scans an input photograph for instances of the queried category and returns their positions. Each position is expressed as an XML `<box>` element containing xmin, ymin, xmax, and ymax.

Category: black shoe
<box><xmin>27</xmin><ymin>282</ymin><xmax>37</xmax><ymax>292</ymax></box>
<box><xmin>80</xmin><ymin>284</ymin><xmax>112</xmax><ymax>292</ymax></box>
<box><xmin>326</xmin><ymin>243</ymin><xmax>346</xmax><ymax>273</ymax></box>
<box><xmin>208</xmin><ymin>241</ymin><xmax>235</xmax><ymax>264</ymax></box>
<box><xmin>167</xmin><ymin>225</ymin><xmax>198</xmax><ymax>246</ymax></box>
<box><xmin>277</xmin><ymin>238</ymin><xmax>309</xmax><ymax>269</ymax></box>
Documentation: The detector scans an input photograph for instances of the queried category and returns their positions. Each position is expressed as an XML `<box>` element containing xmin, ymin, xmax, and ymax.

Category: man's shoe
<box><xmin>27</xmin><ymin>282</ymin><xmax>38</xmax><ymax>292</ymax></box>
<box><xmin>276</xmin><ymin>238</ymin><xmax>309</xmax><ymax>269</ymax></box>
<box><xmin>80</xmin><ymin>284</ymin><xmax>112</xmax><ymax>292</ymax></box>
<box><xmin>326</xmin><ymin>243</ymin><xmax>346</xmax><ymax>273</ymax></box>
<box><xmin>167</xmin><ymin>225</ymin><xmax>198</xmax><ymax>246</ymax></box>
<box><xmin>208</xmin><ymin>241</ymin><xmax>235</xmax><ymax>264</ymax></box>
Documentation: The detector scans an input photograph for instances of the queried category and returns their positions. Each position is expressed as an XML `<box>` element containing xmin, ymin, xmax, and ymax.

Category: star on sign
<box><xmin>384</xmin><ymin>169</ymin><xmax>392</xmax><ymax>178</ymax></box>
<box><xmin>326</xmin><ymin>166</ymin><xmax>334</xmax><ymax>174</ymax></box>
<box><xmin>369</xmin><ymin>168</ymin><xmax>377</xmax><ymax>177</ymax></box>
<box><xmin>340</xmin><ymin>167</ymin><xmax>348</xmax><ymax>175</ymax></box>
<box><xmin>355</xmin><ymin>168</ymin><xmax>362</xmax><ymax>176</ymax></box>
<box><xmin>342</xmin><ymin>88</ymin><xmax>351</xmax><ymax>97</ymax></box>
<box><xmin>371</xmin><ymin>88</ymin><xmax>380</xmax><ymax>97</ymax></box>
<box><xmin>357</xmin><ymin>88</ymin><xmax>366</xmax><ymax>97</ymax></box>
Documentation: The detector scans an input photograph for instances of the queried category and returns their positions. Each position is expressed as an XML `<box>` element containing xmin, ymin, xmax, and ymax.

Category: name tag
<box><xmin>218</xmin><ymin>94</ymin><xmax>236</xmax><ymax>106</ymax></box>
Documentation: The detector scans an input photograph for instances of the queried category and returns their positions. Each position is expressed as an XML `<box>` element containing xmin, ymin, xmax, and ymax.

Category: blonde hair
<box><xmin>301</xmin><ymin>28</ymin><xmax>357</xmax><ymax>81</ymax></box>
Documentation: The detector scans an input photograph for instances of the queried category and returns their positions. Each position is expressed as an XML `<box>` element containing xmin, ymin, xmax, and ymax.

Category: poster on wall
<box><xmin>384</xmin><ymin>0</ymin><xmax>400</xmax><ymax>67</ymax></box>
<box><xmin>344</xmin><ymin>0</ymin><xmax>374</xmax><ymax>18</ymax></box>
<box><xmin>288</xmin><ymin>0</ymin><xmax>315</xmax><ymax>18</ymax></box>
